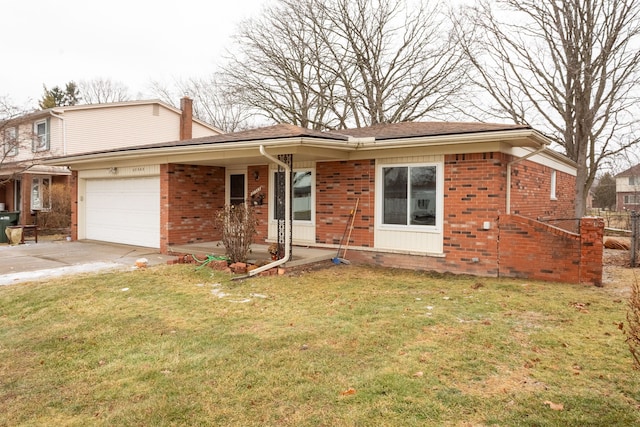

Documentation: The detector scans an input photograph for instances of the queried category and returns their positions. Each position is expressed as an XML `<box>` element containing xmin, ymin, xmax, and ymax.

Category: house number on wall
<box><xmin>132</xmin><ymin>167</ymin><xmax>145</xmax><ymax>173</ymax></box>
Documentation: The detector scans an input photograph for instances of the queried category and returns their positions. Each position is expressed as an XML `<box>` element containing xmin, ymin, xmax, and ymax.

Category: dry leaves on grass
<box><xmin>340</xmin><ymin>388</ymin><xmax>357</xmax><ymax>396</ymax></box>
<box><xmin>570</xmin><ymin>302</ymin><xmax>590</xmax><ymax>313</ymax></box>
<box><xmin>543</xmin><ymin>400</ymin><xmax>564</xmax><ymax>411</ymax></box>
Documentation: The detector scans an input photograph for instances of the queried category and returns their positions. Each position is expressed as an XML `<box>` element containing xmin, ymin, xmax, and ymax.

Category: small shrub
<box><xmin>214</xmin><ymin>204</ymin><xmax>257</xmax><ymax>263</ymax></box>
<box><xmin>38</xmin><ymin>183</ymin><xmax>71</xmax><ymax>231</ymax></box>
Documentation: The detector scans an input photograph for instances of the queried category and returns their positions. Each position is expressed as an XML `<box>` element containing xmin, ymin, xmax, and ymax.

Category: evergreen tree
<box><xmin>592</xmin><ymin>173</ymin><xmax>617</xmax><ymax>210</ymax></box>
<box><xmin>39</xmin><ymin>81</ymin><xmax>81</xmax><ymax>109</ymax></box>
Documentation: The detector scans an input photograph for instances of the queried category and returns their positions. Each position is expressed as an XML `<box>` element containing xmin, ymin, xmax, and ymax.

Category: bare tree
<box><xmin>79</xmin><ymin>78</ymin><xmax>131</xmax><ymax>104</ymax></box>
<box><xmin>455</xmin><ymin>0</ymin><xmax>640</xmax><ymax>217</ymax></box>
<box><xmin>0</xmin><ymin>96</ymin><xmax>37</xmax><ymax>185</ymax></box>
<box><xmin>223</xmin><ymin>0</ymin><xmax>467</xmax><ymax>130</ymax></box>
<box><xmin>149</xmin><ymin>77</ymin><xmax>253</xmax><ymax>132</ymax></box>
<box><xmin>221</xmin><ymin>0</ymin><xmax>341</xmax><ymax>129</ymax></box>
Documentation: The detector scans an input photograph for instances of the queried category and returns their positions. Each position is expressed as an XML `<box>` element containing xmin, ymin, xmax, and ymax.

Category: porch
<box><xmin>167</xmin><ymin>241</ymin><xmax>337</xmax><ymax>269</ymax></box>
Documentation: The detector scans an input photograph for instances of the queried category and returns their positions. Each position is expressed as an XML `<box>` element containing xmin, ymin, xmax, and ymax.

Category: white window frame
<box><xmin>2</xmin><ymin>126</ymin><xmax>18</xmax><ymax>156</ymax></box>
<box><xmin>33</xmin><ymin>119</ymin><xmax>49</xmax><ymax>152</ymax></box>
<box><xmin>270</xmin><ymin>168</ymin><xmax>315</xmax><ymax>224</ymax></box>
<box><xmin>31</xmin><ymin>175</ymin><xmax>52</xmax><ymax>211</ymax></box>
<box><xmin>550</xmin><ymin>170</ymin><xmax>557</xmax><ymax>200</ymax></box>
<box><xmin>624</xmin><ymin>194</ymin><xmax>640</xmax><ymax>205</ymax></box>
<box><xmin>376</xmin><ymin>162</ymin><xmax>443</xmax><ymax>232</ymax></box>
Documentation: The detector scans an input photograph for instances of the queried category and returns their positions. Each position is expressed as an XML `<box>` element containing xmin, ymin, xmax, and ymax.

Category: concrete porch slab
<box><xmin>167</xmin><ymin>242</ymin><xmax>336</xmax><ymax>268</ymax></box>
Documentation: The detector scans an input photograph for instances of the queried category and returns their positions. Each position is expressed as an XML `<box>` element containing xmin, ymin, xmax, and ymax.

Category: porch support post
<box><xmin>238</xmin><ymin>145</ymin><xmax>291</xmax><ymax>278</ymax></box>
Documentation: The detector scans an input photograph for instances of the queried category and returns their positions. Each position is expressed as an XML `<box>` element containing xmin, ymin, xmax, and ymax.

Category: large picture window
<box><xmin>382</xmin><ymin>165</ymin><xmax>437</xmax><ymax>226</ymax></box>
<box><xmin>273</xmin><ymin>170</ymin><xmax>313</xmax><ymax>222</ymax></box>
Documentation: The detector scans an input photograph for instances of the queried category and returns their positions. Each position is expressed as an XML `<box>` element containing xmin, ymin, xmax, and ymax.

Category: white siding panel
<box><xmin>374</xmin><ymin>229</ymin><xmax>443</xmax><ymax>254</ymax></box>
<box><xmin>85</xmin><ymin>177</ymin><xmax>160</xmax><ymax>248</ymax></box>
<box><xmin>268</xmin><ymin>222</ymin><xmax>316</xmax><ymax>244</ymax></box>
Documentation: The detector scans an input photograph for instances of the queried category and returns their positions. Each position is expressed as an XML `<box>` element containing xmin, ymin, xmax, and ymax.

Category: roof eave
<box><xmin>42</xmin><ymin>136</ymin><xmax>354</xmax><ymax>167</ymax></box>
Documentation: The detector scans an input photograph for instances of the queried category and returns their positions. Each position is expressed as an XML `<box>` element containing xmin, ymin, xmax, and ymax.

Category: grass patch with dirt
<box><xmin>0</xmin><ymin>264</ymin><xmax>638</xmax><ymax>426</ymax></box>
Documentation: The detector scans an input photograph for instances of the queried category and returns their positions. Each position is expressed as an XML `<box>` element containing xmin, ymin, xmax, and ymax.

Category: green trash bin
<box><xmin>0</xmin><ymin>212</ymin><xmax>20</xmax><ymax>244</ymax></box>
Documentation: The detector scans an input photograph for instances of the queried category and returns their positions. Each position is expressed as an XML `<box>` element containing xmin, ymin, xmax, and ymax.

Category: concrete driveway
<box><xmin>0</xmin><ymin>240</ymin><xmax>173</xmax><ymax>286</ymax></box>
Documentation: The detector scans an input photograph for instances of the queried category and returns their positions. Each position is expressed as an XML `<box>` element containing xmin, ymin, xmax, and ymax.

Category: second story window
<box><xmin>2</xmin><ymin>126</ymin><xmax>18</xmax><ymax>157</ymax></box>
<box><xmin>33</xmin><ymin>119</ymin><xmax>50</xmax><ymax>152</ymax></box>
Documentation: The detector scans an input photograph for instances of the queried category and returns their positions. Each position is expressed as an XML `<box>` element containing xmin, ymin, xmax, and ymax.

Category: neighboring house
<box><xmin>45</xmin><ymin>121</ymin><xmax>603</xmax><ymax>285</ymax></box>
<box><xmin>614</xmin><ymin>164</ymin><xmax>640</xmax><ymax>211</ymax></box>
<box><xmin>0</xmin><ymin>98</ymin><xmax>222</xmax><ymax>225</ymax></box>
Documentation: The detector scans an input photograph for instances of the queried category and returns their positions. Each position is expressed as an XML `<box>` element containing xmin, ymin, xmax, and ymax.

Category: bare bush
<box><xmin>38</xmin><ymin>183</ymin><xmax>71</xmax><ymax>231</ymax></box>
<box><xmin>623</xmin><ymin>277</ymin><xmax>640</xmax><ymax>369</ymax></box>
<box><xmin>214</xmin><ymin>204</ymin><xmax>257</xmax><ymax>263</ymax></box>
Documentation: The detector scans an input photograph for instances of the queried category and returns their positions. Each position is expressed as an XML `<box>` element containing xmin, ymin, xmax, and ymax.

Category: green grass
<box><xmin>0</xmin><ymin>265</ymin><xmax>638</xmax><ymax>426</ymax></box>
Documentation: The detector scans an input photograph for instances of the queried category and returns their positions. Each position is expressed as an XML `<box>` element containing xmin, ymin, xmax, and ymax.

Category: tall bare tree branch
<box><xmin>0</xmin><ymin>96</ymin><xmax>39</xmax><ymax>185</ymax></box>
<box><xmin>455</xmin><ymin>0</ymin><xmax>640</xmax><ymax>217</ymax></box>
<box><xmin>222</xmin><ymin>0</ymin><xmax>467</xmax><ymax>130</ymax></box>
<box><xmin>79</xmin><ymin>78</ymin><xmax>131</xmax><ymax>104</ymax></box>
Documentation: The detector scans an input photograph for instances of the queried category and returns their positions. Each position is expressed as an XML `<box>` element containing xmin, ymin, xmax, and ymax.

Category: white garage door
<box><xmin>85</xmin><ymin>177</ymin><xmax>160</xmax><ymax>248</ymax></box>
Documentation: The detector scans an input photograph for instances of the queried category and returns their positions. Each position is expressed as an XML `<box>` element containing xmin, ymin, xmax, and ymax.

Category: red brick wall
<box><xmin>498</xmin><ymin>215</ymin><xmax>603</xmax><ymax>285</ymax></box>
<box><xmin>510</xmin><ymin>160</ymin><xmax>575</xmax><ymax>220</ymax></box>
<box><xmin>247</xmin><ymin>165</ymin><xmax>269</xmax><ymax>243</ymax></box>
<box><xmin>441</xmin><ymin>152</ymin><xmax>506</xmax><ymax>275</ymax></box>
<box><xmin>160</xmin><ymin>164</ymin><xmax>225</xmax><ymax>252</ymax></box>
<box><xmin>616</xmin><ymin>192</ymin><xmax>640</xmax><ymax>211</ymax></box>
<box><xmin>316</xmin><ymin>160</ymin><xmax>375</xmax><ymax>248</ymax></box>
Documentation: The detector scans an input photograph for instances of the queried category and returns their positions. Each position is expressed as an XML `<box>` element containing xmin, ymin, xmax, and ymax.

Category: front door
<box><xmin>229</xmin><ymin>173</ymin><xmax>246</xmax><ymax>206</ymax></box>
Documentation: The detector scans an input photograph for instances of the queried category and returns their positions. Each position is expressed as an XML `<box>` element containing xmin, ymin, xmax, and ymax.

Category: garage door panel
<box><xmin>85</xmin><ymin>177</ymin><xmax>160</xmax><ymax>248</ymax></box>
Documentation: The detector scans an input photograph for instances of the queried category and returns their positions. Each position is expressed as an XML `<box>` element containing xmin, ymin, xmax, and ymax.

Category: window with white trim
<box><xmin>550</xmin><ymin>170</ymin><xmax>557</xmax><ymax>200</ymax></box>
<box><xmin>31</xmin><ymin>176</ymin><xmax>52</xmax><ymax>211</ymax></box>
<box><xmin>33</xmin><ymin>119</ymin><xmax>50</xmax><ymax>152</ymax></box>
<box><xmin>624</xmin><ymin>194</ymin><xmax>640</xmax><ymax>205</ymax></box>
<box><xmin>2</xmin><ymin>126</ymin><xmax>18</xmax><ymax>156</ymax></box>
<box><xmin>381</xmin><ymin>164</ymin><xmax>438</xmax><ymax>227</ymax></box>
<box><xmin>273</xmin><ymin>169</ymin><xmax>313</xmax><ymax>222</ymax></box>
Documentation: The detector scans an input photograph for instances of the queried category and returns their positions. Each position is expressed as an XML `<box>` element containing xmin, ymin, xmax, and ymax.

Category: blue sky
<box><xmin>1</xmin><ymin>0</ymin><xmax>268</xmax><ymax>107</ymax></box>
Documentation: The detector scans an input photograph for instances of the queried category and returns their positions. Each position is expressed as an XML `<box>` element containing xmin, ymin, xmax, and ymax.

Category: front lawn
<box><xmin>0</xmin><ymin>264</ymin><xmax>638</xmax><ymax>426</ymax></box>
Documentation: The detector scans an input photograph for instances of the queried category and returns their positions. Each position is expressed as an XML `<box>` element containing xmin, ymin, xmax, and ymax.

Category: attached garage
<box><xmin>84</xmin><ymin>176</ymin><xmax>160</xmax><ymax>248</ymax></box>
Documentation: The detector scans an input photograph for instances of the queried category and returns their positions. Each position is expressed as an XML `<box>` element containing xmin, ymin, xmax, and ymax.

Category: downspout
<box><xmin>50</xmin><ymin>111</ymin><xmax>66</xmax><ymax>155</ymax></box>
<box><xmin>237</xmin><ymin>145</ymin><xmax>291</xmax><ymax>278</ymax></box>
<box><xmin>506</xmin><ymin>143</ymin><xmax>548</xmax><ymax>214</ymax></box>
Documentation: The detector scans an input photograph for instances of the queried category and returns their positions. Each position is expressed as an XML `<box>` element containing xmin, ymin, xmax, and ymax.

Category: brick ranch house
<box><xmin>45</xmin><ymin>122</ymin><xmax>603</xmax><ymax>285</ymax></box>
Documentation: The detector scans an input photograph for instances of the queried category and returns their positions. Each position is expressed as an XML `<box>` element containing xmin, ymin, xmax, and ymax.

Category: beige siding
<box><xmin>59</xmin><ymin>104</ymin><xmax>182</xmax><ymax>155</ymax></box>
<box><xmin>5</xmin><ymin>102</ymin><xmax>220</xmax><ymax>163</ymax></box>
<box><xmin>616</xmin><ymin>177</ymin><xmax>640</xmax><ymax>193</ymax></box>
<box><xmin>193</xmin><ymin>121</ymin><xmax>219</xmax><ymax>138</ymax></box>
<box><xmin>9</xmin><ymin>118</ymin><xmax>60</xmax><ymax>163</ymax></box>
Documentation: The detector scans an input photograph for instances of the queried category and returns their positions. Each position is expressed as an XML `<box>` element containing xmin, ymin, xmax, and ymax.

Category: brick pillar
<box><xmin>579</xmin><ymin>217</ymin><xmax>604</xmax><ymax>286</ymax></box>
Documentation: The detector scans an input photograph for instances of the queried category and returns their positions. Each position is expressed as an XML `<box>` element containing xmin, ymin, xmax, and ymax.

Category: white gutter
<box><xmin>50</xmin><ymin>111</ymin><xmax>66</xmax><ymax>155</ymax></box>
<box><xmin>506</xmin><ymin>143</ymin><xmax>548</xmax><ymax>214</ymax></box>
<box><xmin>239</xmin><ymin>145</ymin><xmax>291</xmax><ymax>278</ymax></box>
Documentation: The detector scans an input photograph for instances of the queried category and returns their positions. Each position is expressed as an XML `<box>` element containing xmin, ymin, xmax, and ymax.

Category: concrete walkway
<box><xmin>0</xmin><ymin>240</ymin><xmax>172</xmax><ymax>286</ymax></box>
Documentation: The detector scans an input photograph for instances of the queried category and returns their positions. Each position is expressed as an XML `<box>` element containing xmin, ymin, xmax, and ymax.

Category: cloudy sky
<box><xmin>0</xmin><ymin>0</ymin><xmax>269</xmax><ymax>108</ymax></box>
